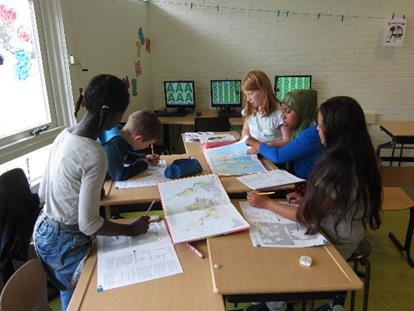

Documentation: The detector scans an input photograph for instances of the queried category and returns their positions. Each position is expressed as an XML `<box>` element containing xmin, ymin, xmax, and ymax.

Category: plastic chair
<box><xmin>0</xmin><ymin>258</ymin><xmax>52</xmax><ymax>311</ymax></box>
<box><xmin>348</xmin><ymin>239</ymin><xmax>371</xmax><ymax>311</ymax></box>
<box><xmin>194</xmin><ymin>116</ymin><xmax>230</xmax><ymax>132</ymax></box>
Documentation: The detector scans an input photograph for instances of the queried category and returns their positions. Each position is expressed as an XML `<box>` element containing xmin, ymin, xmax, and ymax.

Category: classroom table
<box><xmin>67</xmin><ymin>239</ymin><xmax>224</xmax><ymax>311</ymax></box>
<box><xmin>157</xmin><ymin>109</ymin><xmax>243</xmax><ymax>152</ymax></box>
<box><xmin>207</xmin><ymin>202</ymin><xmax>363</xmax><ymax>305</ymax></box>
<box><xmin>100</xmin><ymin>154</ymin><xmax>186</xmax><ymax>206</ymax></box>
<box><xmin>378</xmin><ymin>121</ymin><xmax>414</xmax><ymax>166</ymax></box>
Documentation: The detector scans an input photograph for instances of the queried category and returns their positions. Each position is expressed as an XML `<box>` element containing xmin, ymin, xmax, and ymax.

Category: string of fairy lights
<box><xmin>148</xmin><ymin>0</ymin><xmax>390</xmax><ymax>22</ymax></box>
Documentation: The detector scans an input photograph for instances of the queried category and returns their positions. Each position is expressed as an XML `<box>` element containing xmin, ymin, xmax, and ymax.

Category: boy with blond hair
<box><xmin>100</xmin><ymin>110</ymin><xmax>162</xmax><ymax>181</ymax></box>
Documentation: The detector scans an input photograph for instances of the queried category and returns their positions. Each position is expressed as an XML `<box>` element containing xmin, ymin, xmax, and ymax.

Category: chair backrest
<box><xmin>0</xmin><ymin>258</ymin><xmax>51</xmax><ymax>311</ymax></box>
<box><xmin>194</xmin><ymin>117</ymin><xmax>230</xmax><ymax>132</ymax></box>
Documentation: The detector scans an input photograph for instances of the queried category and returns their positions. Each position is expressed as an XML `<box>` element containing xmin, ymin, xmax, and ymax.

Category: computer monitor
<box><xmin>163</xmin><ymin>80</ymin><xmax>195</xmax><ymax>112</ymax></box>
<box><xmin>274</xmin><ymin>75</ymin><xmax>312</xmax><ymax>101</ymax></box>
<box><xmin>210</xmin><ymin>80</ymin><xmax>242</xmax><ymax>113</ymax></box>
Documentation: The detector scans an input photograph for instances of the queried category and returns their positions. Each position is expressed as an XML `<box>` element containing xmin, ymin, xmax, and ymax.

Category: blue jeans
<box><xmin>33</xmin><ymin>213</ymin><xmax>92</xmax><ymax>311</ymax></box>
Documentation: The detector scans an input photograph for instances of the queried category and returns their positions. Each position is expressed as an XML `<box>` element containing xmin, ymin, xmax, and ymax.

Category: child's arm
<box><xmin>247</xmin><ymin>191</ymin><xmax>298</xmax><ymax>221</ymax></box>
<box><xmin>241</xmin><ymin>120</ymin><xmax>250</xmax><ymax>137</ymax></box>
<box><xmin>95</xmin><ymin>217</ymin><xmax>150</xmax><ymax>236</ymax></box>
<box><xmin>266</xmin><ymin>125</ymin><xmax>292</xmax><ymax>147</ymax></box>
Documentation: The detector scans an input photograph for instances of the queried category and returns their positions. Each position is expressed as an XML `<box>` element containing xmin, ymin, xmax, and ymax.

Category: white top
<box><xmin>39</xmin><ymin>129</ymin><xmax>106</xmax><ymax>235</ymax></box>
<box><xmin>243</xmin><ymin>109</ymin><xmax>284</xmax><ymax>142</ymax></box>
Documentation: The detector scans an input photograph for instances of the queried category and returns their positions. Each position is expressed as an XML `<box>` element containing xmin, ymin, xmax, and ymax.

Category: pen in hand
<box><xmin>144</xmin><ymin>200</ymin><xmax>156</xmax><ymax>217</ymax></box>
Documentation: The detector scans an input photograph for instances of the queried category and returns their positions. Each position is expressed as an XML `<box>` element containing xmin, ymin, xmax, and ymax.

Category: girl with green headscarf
<box><xmin>246</xmin><ymin>89</ymin><xmax>325</xmax><ymax>180</ymax></box>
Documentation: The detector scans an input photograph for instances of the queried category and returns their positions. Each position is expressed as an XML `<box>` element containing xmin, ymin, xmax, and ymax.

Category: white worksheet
<box><xmin>237</xmin><ymin>169</ymin><xmax>304</xmax><ymax>190</ymax></box>
<box><xmin>97</xmin><ymin>221</ymin><xmax>183</xmax><ymax>291</ymax></box>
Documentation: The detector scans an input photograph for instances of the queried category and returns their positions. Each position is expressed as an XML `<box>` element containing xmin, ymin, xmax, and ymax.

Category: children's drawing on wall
<box><xmin>132</xmin><ymin>26</ymin><xmax>151</xmax><ymax>96</ymax></box>
<box><xmin>0</xmin><ymin>2</ymin><xmax>34</xmax><ymax>80</ymax></box>
<box><xmin>383</xmin><ymin>14</ymin><xmax>407</xmax><ymax>47</ymax></box>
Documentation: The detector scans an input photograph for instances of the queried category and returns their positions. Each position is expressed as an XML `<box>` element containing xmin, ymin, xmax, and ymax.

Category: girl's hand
<box><xmin>286</xmin><ymin>192</ymin><xmax>303</xmax><ymax>204</ymax></box>
<box><xmin>247</xmin><ymin>147</ymin><xmax>259</xmax><ymax>154</ymax></box>
<box><xmin>129</xmin><ymin>216</ymin><xmax>150</xmax><ymax>235</ymax></box>
<box><xmin>145</xmin><ymin>154</ymin><xmax>160</xmax><ymax>166</ymax></box>
<box><xmin>247</xmin><ymin>191</ymin><xmax>271</xmax><ymax>209</ymax></box>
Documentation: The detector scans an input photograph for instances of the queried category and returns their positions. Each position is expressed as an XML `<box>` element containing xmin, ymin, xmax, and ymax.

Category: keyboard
<box><xmin>154</xmin><ymin>110</ymin><xmax>188</xmax><ymax>117</ymax></box>
<box><xmin>217</xmin><ymin>110</ymin><xmax>242</xmax><ymax>118</ymax></box>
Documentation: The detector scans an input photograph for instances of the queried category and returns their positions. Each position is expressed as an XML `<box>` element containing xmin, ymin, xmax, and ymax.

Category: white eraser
<box><xmin>299</xmin><ymin>255</ymin><xmax>312</xmax><ymax>267</ymax></box>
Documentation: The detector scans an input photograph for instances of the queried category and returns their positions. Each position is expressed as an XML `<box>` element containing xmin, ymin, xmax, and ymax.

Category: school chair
<box><xmin>194</xmin><ymin>116</ymin><xmax>231</xmax><ymax>132</ymax></box>
<box><xmin>0</xmin><ymin>168</ymin><xmax>41</xmax><ymax>284</ymax></box>
<box><xmin>348</xmin><ymin>239</ymin><xmax>372</xmax><ymax>311</ymax></box>
<box><xmin>382</xmin><ymin>187</ymin><xmax>414</xmax><ymax>267</ymax></box>
<box><xmin>0</xmin><ymin>258</ymin><xmax>52</xmax><ymax>311</ymax></box>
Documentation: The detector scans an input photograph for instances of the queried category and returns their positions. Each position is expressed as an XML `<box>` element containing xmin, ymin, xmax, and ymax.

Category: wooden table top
<box><xmin>380</xmin><ymin>121</ymin><xmax>414</xmax><ymax>138</ymax></box>
<box><xmin>382</xmin><ymin>187</ymin><xmax>414</xmax><ymax>211</ymax></box>
<box><xmin>207</xmin><ymin>202</ymin><xmax>363</xmax><ymax>295</ymax></box>
<box><xmin>157</xmin><ymin>109</ymin><xmax>243</xmax><ymax>126</ymax></box>
<box><xmin>68</xmin><ymin>240</ymin><xmax>224</xmax><ymax>311</ymax></box>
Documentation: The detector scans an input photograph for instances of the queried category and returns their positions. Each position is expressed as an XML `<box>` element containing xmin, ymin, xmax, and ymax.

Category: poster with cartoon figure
<box><xmin>383</xmin><ymin>15</ymin><xmax>407</xmax><ymax>47</ymax></box>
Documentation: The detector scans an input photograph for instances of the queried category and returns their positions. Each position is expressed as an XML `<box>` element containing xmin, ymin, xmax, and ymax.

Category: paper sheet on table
<box><xmin>237</xmin><ymin>169</ymin><xmax>305</xmax><ymax>190</ymax></box>
<box><xmin>114</xmin><ymin>160</ymin><xmax>169</xmax><ymax>189</ymax></box>
<box><xmin>240</xmin><ymin>201</ymin><xmax>328</xmax><ymax>248</ymax></box>
<box><xmin>184</xmin><ymin>132</ymin><xmax>236</xmax><ymax>143</ymax></box>
<box><xmin>97</xmin><ymin>221</ymin><xmax>183</xmax><ymax>291</ymax></box>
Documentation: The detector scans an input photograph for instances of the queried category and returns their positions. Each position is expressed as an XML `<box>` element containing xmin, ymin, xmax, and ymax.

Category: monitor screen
<box><xmin>210</xmin><ymin>80</ymin><xmax>242</xmax><ymax>108</ymax></box>
<box><xmin>274</xmin><ymin>75</ymin><xmax>312</xmax><ymax>101</ymax></box>
<box><xmin>163</xmin><ymin>81</ymin><xmax>195</xmax><ymax>108</ymax></box>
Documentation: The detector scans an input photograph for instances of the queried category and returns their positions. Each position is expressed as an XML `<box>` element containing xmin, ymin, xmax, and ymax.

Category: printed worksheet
<box><xmin>114</xmin><ymin>160</ymin><xmax>169</xmax><ymax>189</ymax></box>
<box><xmin>237</xmin><ymin>169</ymin><xmax>305</xmax><ymax>190</ymax></box>
<box><xmin>184</xmin><ymin>132</ymin><xmax>236</xmax><ymax>143</ymax></box>
<box><xmin>240</xmin><ymin>201</ymin><xmax>328</xmax><ymax>248</ymax></box>
<box><xmin>96</xmin><ymin>221</ymin><xmax>183</xmax><ymax>291</ymax></box>
<box><xmin>158</xmin><ymin>174</ymin><xmax>249</xmax><ymax>243</ymax></box>
<box><xmin>203</xmin><ymin>139</ymin><xmax>267</xmax><ymax>176</ymax></box>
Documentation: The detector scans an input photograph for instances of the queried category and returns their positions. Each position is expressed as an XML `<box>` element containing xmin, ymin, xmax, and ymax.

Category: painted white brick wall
<box><xmin>149</xmin><ymin>0</ymin><xmax>414</xmax><ymax>149</ymax></box>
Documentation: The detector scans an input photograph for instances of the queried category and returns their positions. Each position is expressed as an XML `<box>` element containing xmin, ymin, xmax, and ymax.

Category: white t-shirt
<box><xmin>39</xmin><ymin>129</ymin><xmax>106</xmax><ymax>235</ymax></box>
<box><xmin>243</xmin><ymin>109</ymin><xmax>284</xmax><ymax>142</ymax></box>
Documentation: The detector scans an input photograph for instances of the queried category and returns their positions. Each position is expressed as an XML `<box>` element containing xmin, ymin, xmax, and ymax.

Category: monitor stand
<box><xmin>217</xmin><ymin>107</ymin><xmax>242</xmax><ymax>118</ymax></box>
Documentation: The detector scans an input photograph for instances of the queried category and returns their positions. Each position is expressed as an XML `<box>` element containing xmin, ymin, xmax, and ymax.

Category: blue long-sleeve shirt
<box><xmin>259</xmin><ymin>124</ymin><xmax>325</xmax><ymax>179</ymax></box>
<box><xmin>99</xmin><ymin>127</ymin><xmax>148</xmax><ymax>181</ymax></box>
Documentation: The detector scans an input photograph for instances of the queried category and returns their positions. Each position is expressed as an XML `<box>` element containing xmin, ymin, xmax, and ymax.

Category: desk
<box><xmin>100</xmin><ymin>154</ymin><xmax>186</xmax><ymax>206</ymax></box>
<box><xmin>158</xmin><ymin>109</ymin><xmax>243</xmax><ymax>152</ymax></box>
<box><xmin>382</xmin><ymin>187</ymin><xmax>414</xmax><ymax>267</ymax></box>
<box><xmin>68</xmin><ymin>241</ymin><xmax>224</xmax><ymax>311</ymax></box>
<box><xmin>207</xmin><ymin>202</ymin><xmax>363</xmax><ymax>304</ymax></box>
<box><xmin>378</xmin><ymin>121</ymin><xmax>414</xmax><ymax>166</ymax></box>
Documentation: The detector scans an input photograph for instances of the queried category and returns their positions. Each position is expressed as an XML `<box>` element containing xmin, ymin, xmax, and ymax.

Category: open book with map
<box><xmin>158</xmin><ymin>174</ymin><xmax>250</xmax><ymax>244</ymax></box>
<box><xmin>202</xmin><ymin>138</ymin><xmax>267</xmax><ymax>176</ymax></box>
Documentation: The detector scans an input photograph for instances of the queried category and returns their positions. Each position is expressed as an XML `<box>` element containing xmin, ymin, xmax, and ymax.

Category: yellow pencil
<box><xmin>144</xmin><ymin>200</ymin><xmax>156</xmax><ymax>216</ymax></box>
<box><xmin>256</xmin><ymin>191</ymin><xmax>275</xmax><ymax>196</ymax></box>
<box><xmin>151</xmin><ymin>144</ymin><xmax>155</xmax><ymax>154</ymax></box>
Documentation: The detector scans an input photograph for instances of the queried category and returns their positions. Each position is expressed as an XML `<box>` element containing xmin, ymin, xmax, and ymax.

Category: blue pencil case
<box><xmin>164</xmin><ymin>158</ymin><xmax>202</xmax><ymax>179</ymax></box>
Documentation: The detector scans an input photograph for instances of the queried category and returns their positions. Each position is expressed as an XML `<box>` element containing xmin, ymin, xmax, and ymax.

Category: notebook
<box><xmin>158</xmin><ymin>174</ymin><xmax>249</xmax><ymax>244</ymax></box>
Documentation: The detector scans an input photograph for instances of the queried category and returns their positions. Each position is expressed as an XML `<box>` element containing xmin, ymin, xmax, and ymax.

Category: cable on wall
<box><xmin>150</xmin><ymin>0</ymin><xmax>387</xmax><ymax>22</ymax></box>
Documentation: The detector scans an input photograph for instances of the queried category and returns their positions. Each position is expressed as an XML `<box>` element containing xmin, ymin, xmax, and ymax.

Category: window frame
<box><xmin>0</xmin><ymin>0</ymin><xmax>74</xmax><ymax>165</ymax></box>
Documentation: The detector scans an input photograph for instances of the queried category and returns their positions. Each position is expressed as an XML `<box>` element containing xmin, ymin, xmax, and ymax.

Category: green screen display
<box><xmin>164</xmin><ymin>81</ymin><xmax>195</xmax><ymax>106</ymax></box>
<box><xmin>211</xmin><ymin>80</ymin><xmax>241</xmax><ymax>107</ymax></box>
<box><xmin>275</xmin><ymin>76</ymin><xmax>312</xmax><ymax>101</ymax></box>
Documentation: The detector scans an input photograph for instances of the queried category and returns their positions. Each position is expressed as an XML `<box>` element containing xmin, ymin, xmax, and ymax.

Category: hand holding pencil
<box><xmin>246</xmin><ymin>191</ymin><xmax>273</xmax><ymax>209</ymax></box>
<box><xmin>128</xmin><ymin>200</ymin><xmax>154</xmax><ymax>236</ymax></box>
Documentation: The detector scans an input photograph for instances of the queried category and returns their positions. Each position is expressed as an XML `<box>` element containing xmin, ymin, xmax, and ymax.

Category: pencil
<box><xmin>151</xmin><ymin>144</ymin><xmax>154</xmax><ymax>154</ymax></box>
<box><xmin>256</xmin><ymin>191</ymin><xmax>275</xmax><ymax>196</ymax></box>
<box><xmin>144</xmin><ymin>200</ymin><xmax>156</xmax><ymax>216</ymax></box>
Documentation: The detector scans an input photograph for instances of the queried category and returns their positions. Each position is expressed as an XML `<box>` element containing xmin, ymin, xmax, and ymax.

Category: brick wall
<box><xmin>149</xmin><ymin>0</ymin><xmax>414</xmax><ymax>148</ymax></box>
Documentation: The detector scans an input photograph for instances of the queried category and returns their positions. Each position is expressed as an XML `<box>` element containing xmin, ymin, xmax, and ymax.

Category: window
<box><xmin>0</xmin><ymin>0</ymin><xmax>74</xmax><ymax>165</ymax></box>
